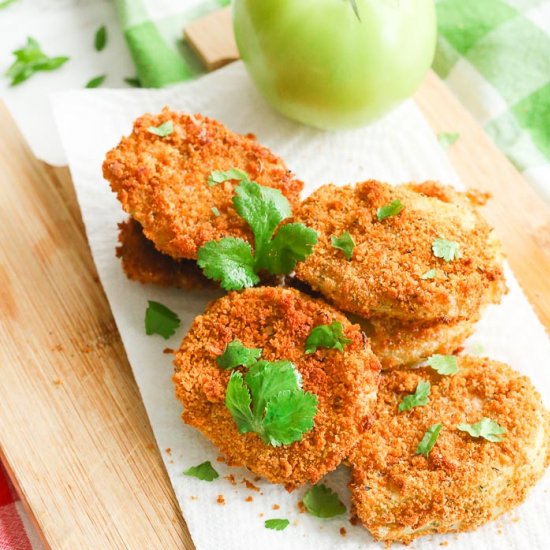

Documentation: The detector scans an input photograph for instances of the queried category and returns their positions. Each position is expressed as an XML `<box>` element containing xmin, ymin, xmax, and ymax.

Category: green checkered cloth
<box><xmin>115</xmin><ymin>0</ymin><xmax>550</xmax><ymax>203</ymax></box>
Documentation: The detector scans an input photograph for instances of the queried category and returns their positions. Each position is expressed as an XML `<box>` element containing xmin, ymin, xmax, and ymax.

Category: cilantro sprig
<box><xmin>147</xmin><ymin>120</ymin><xmax>174</xmax><ymax>137</ymax></box>
<box><xmin>208</xmin><ymin>168</ymin><xmax>248</xmax><ymax>187</ymax></box>
<box><xmin>305</xmin><ymin>321</ymin><xmax>352</xmax><ymax>354</ymax></box>
<box><xmin>398</xmin><ymin>380</ymin><xmax>430</xmax><ymax>412</ymax></box>
<box><xmin>303</xmin><ymin>484</ymin><xmax>346</xmax><ymax>518</ymax></box>
<box><xmin>198</xmin><ymin>174</ymin><xmax>318</xmax><ymax>290</ymax></box>
<box><xmin>458</xmin><ymin>418</ymin><xmax>505</xmax><ymax>442</ymax></box>
<box><xmin>416</xmin><ymin>423</ymin><xmax>443</xmax><ymax>457</ymax></box>
<box><xmin>426</xmin><ymin>354</ymin><xmax>459</xmax><ymax>375</ymax></box>
<box><xmin>183</xmin><ymin>461</ymin><xmax>219</xmax><ymax>481</ymax></box>
<box><xmin>432</xmin><ymin>238</ymin><xmax>462</xmax><ymax>262</ymax></box>
<box><xmin>5</xmin><ymin>37</ymin><xmax>69</xmax><ymax>86</ymax></box>
<box><xmin>264</xmin><ymin>518</ymin><xmax>290</xmax><ymax>531</ymax></box>
<box><xmin>144</xmin><ymin>300</ymin><xmax>180</xmax><ymax>339</ymax></box>
<box><xmin>221</xmin><ymin>344</ymin><xmax>318</xmax><ymax>446</ymax></box>
<box><xmin>377</xmin><ymin>199</ymin><xmax>404</xmax><ymax>221</ymax></box>
<box><xmin>331</xmin><ymin>232</ymin><xmax>355</xmax><ymax>260</ymax></box>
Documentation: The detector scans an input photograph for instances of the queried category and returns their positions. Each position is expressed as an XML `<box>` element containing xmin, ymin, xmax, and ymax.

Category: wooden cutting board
<box><xmin>1</xmin><ymin>9</ymin><xmax>550</xmax><ymax>550</ymax></box>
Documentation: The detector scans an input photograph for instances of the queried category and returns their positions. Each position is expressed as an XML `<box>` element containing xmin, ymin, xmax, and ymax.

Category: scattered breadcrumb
<box><xmin>163</xmin><ymin>347</ymin><xmax>174</xmax><ymax>354</ymax></box>
<box><xmin>297</xmin><ymin>501</ymin><xmax>306</xmax><ymax>514</ymax></box>
<box><xmin>245</xmin><ymin>496</ymin><xmax>253</xmax><ymax>502</ymax></box>
<box><xmin>225</xmin><ymin>474</ymin><xmax>237</xmax><ymax>486</ymax></box>
<box><xmin>272</xmin><ymin>504</ymin><xmax>280</xmax><ymax>510</ymax></box>
<box><xmin>216</xmin><ymin>495</ymin><xmax>225</xmax><ymax>505</ymax></box>
<box><xmin>340</xmin><ymin>528</ymin><xmax>347</xmax><ymax>537</ymax></box>
<box><xmin>242</xmin><ymin>479</ymin><xmax>260</xmax><ymax>492</ymax></box>
<box><xmin>216</xmin><ymin>456</ymin><xmax>226</xmax><ymax>463</ymax></box>
<box><xmin>165</xmin><ymin>448</ymin><xmax>171</xmax><ymax>455</ymax></box>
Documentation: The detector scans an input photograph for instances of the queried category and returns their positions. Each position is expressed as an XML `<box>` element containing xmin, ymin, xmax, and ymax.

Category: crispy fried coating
<box><xmin>349</xmin><ymin>357</ymin><xmax>550</xmax><ymax>544</ymax></box>
<box><xmin>360</xmin><ymin>314</ymin><xmax>478</xmax><ymax>369</ymax></box>
<box><xmin>103</xmin><ymin>108</ymin><xmax>303</xmax><ymax>260</ymax></box>
<box><xmin>173</xmin><ymin>287</ymin><xmax>381</xmax><ymax>490</ymax></box>
<box><xmin>294</xmin><ymin>180</ymin><xmax>506</xmax><ymax>321</ymax></box>
<box><xmin>116</xmin><ymin>218</ymin><xmax>212</xmax><ymax>289</ymax></box>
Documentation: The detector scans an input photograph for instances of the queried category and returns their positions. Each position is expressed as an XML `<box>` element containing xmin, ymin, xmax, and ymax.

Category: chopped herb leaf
<box><xmin>331</xmin><ymin>232</ymin><xmax>355</xmax><ymax>260</ymax></box>
<box><xmin>94</xmin><ymin>25</ymin><xmax>107</xmax><ymax>51</ymax></box>
<box><xmin>303</xmin><ymin>484</ymin><xmax>346</xmax><ymax>518</ymax></box>
<box><xmin>458</xmin><ymin>417</ymin><xmax>505</xmax><ymax>442</ymax></box>
<box><xmin>264</xmin><ymin>518</ymin><xmax>289</xmax><ymax>531</ymax></box>
<box><xmin>183</xmin><ymin>461</ymin><xmax>219</xmax><ymax>481</ymax></box>
<box><xmin>0</xmin><ymin>0</ymin><xmax>18</xmax><ymax>9</ymax></box>
<box><xmin>426</xmin><ymin>354</ymin><xmax>459</xmax><ymax>375</ymax></box>
<box><xmin>85</xmin><ymin>74</ymin><xmax>106</xmax><ymax>88</ymax></box>
<box><xmin>211</xmin><ymin>206</ymin><xmax>220</xmax><ymax>217</ymax></box>
<box><xmin>438</xmin><ymin>132</ymin><xmax>460</xmax><ymax>149</ymax></box>
<box><xmin>144</xmin><ymin>300</ymin><xmax>180</xmax><ymax>339</ymax></box>
<box><xmin>225</xmin><ymin>360</ymin><xmax>318</xmax><ymax>447</ymax></box>
<box><xmin>217</xmin><ymin>339</ymin><xmax>262</xmax><ymax>370</ymax></box>
<box><xmin>124</xmin><ymin>76</ymin><xmax>141</xmax><ymax>88</ymax></box>
<box><xmin>198</xmin><ymin>178</ymin><xmax>318</xmax><ymax>289</ymax></box>
<box><xmin>399</xmin><ymin>380</ymin><xmax>431</xmax><ymax>412</ymax></box>
<box><xmin>5</xmin><ymin>37</ymin><xmax>69</xmax><ymax>86</ymax></box>
<box><xmin>208</xmin><ymin>168</ymin><xmax>249</xmax><ymax>187</ymax></box>
<box><xmin>147</xmin><ymin>120</ymin><xmax>174</xmax><ymax>137</ymax></box>
<box><xmin>432</xmin><ymin>238</ymin><xmax>462</xmax><ymax>262</ymax></box>
<box><xmin>420</xmin><ymin>268</ymin><xmax>437</xmax><ymax>280</ymax></box>
<box><xmin>416</xmin><ymin>423</ymin><xmax>443</xmax><ymax>457</ymax></box>
<box><xmin>377</xmin><ymin>199</ymin><xmax>404</xmax><ymax>221</ymax></box>
<box><xmin>305</xmin><ymin>321</ymin><xmax>352</xmax><ymax>354</ymax></box>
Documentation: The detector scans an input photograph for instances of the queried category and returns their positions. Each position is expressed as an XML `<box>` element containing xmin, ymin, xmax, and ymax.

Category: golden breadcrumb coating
<box><xmin>103</xmin><ymin>108</ymin><xmax>303</xmax><ymax>260</ymax></box>
<box><xmin>294</xmin><ymin>180</ymin><xmax>506</xmax><ymax>321</ymax></box>
<box><xmin>116</xmin><ymin>219</ymin><xmax>212</xmax><ymax>290</ymax></box>
<box><xmin>349</xmin><ymin>356</ymin><xmax>550</xmax><ymax>544</ymax></box>
<box><xmin>173</xmin><ymin>287</ymin><xmax>380</xmax><ymax>490</ymax></box>
<box><xmin>360</xmin><ymin>314</ymin><xmax>478</xmax><ymax>370</ymax></box>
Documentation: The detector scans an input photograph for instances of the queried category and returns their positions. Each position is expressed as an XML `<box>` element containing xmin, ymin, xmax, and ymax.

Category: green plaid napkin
<box><xmin>115</xmin><ymin>0</ymin><xmax>550</xmax><ymax>203</ymax></box>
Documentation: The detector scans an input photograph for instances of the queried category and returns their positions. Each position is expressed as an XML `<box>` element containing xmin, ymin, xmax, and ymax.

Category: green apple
<box><xmin>233</xmin><ymin>0</ymin><xmax>436</xmax><ymax>129</ymax></box>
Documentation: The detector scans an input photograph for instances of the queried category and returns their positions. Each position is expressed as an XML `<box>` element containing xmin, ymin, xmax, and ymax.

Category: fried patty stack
<box><xmin>294</xmin><ymin>180</ymin><xmax>507</xmax><ymax>368</ymax></box>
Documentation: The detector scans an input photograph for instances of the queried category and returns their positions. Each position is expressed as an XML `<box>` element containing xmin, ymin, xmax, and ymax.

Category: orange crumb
<box><xmin>216</xmin><ymin>456</ymin><xmax>226</xmax><ymax>463</ymax></box>
<box><xmin>190</xmin><ymin>496</ymin><xmax>198</xmax><ymax>501</ymax></box>
<box><xmin>349</xmin><ymin>516</ymin><xmax>359</xmax><ymax>526</ymax></box>
<box><xmin>245</xmin><ymin>496</ymin><xmax>253</xmax><ymax>502</ymax></box>
<box><xmin>163</xmin><ymin>347</ymin><xmax>174</xmax><ymax>354</ymax></box>
<box><xmin>297</xmin><ymin>501</ymin><xmax>306</xmax><ymax>514</ymax></box>
<box><xmin>242</xmin><ymin>479</ymin><xmax>260</xmax><ymax>492</ymax></box>
<box><xmin>165</xmin><ymin>448</ymin><xmax>171</xmax><ymax>455</ymax></box>
<box><xmin>145</xmin><ymin>443</ymin><xmax>155</xmax><ymax>450</ymax></box>
<box><xmin>225</xmin><ymin>474</ymin><xmax>237</xmax><ymax>486</ymax></box>
<box><xmin>340</xmin><ymin>528</ymin><xmax>347</xmax><ymax>537</ymax></box>
<box><xmin>254</xmin><ymin>476</ymin><xmax>261</xmax><ymax>482</ymax></box>
<box><xmin>272</xmin><ymin>504</ymin><xmax>280</xmax><ymax>510</ymax></box>
<box><xmin>216</xmin><ymin>495</ymin><xmax>225</xmax><ymax>505</ymax></box>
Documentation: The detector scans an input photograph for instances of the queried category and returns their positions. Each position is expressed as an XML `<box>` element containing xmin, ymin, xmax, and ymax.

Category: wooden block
<box><xmin>184</xmin><ymin>7</ymin><xmax>239</xmax><ymax>71</ymax></box>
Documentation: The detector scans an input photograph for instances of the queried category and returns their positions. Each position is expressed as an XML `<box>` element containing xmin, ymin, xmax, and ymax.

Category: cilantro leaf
<box><xmin>416</xmin><ymin>423</ymin><xmax>443</xmax><ymax>457</ymax></box>
<box><xmin>94</xmin><ymin>25</ymin><xmax>107</xmax><ymax>52</ymax></box>
<box><xmin>458</xmin><ymin>417</ymin><xmax>505</xmax><ymax>442</ymax></box>
<box><xmin>303</xmin><ymin>484</ymin><xmax>346</xmax><ymax>518</ymax></box>
<box><xmin>197</xmin><ymin>238</ymin><xmax>259</xmax><ymax>290</ymax></box>
<box><xmin>377</xmin><ymin>199</ymin><xmax>404</xmax><ymax>221</ymax></box>
<box><xmin>398</xmin><ymin>380</ymin><xmax>431</xmax><ymax>412</ymax></box>
<box><xmin>331</xmin><ymin>232</ymin><xmax>355</xmax><ymax>260</ymax></box>
<box><xmin>225</xmin><ymin>360</ymin><xmax>318</xmax><ymax>446</ymax></box>
<box><xmin>85</xmin><ymin>74</ymin><xmax>106</xmax><ymax>89</ymax></box>
<box><xmin>266</xmin><ymin>223</ymin><xmax>318</xmax><ymax>275</ymax></box>
<box><xmin>264</xmin><ymin>518</ymin><xmax>289</xmax><ymax>531</ymax></box>
<box><xmin>420</xmin><ymin>268</ymin><xmax>437</xmax><ymax>280</ymax></box>
<box><xmin>211</xmin><ymin>206</ymin><xmax>220</xmax><ymax>217</ymax></box>
<box><xmin>144</xmin><ymin>300</ymin><xmax>180</xmax><ymax>339</ymax></box>
<box><xmin>305</xmin><ymin>321</ymin><xmax>352</xmax><ymax>354</ymax></box>
<box><xmin>5</xmin><ymin>37</ymin><xmax>69</xmax><ymax>86</ymax></box>
<box><xmin>208</xmin><ymin>168</ymin><xmax>249</xmax><ymax>187</ymax></box>
<box><xmin>426</xmin><ymin>354</ymin><xmax>459</xmax><ymax>375</ymax></box>
<box><xmin>217</xmin><ymin>339</ymin><xmax>262</xmax><ymax>370</ymax></box>
<box><xmin>147</xmin><ymin>120</ymin><xmax>174</xmax><ymax>137</ymax></box>
<box><xmin>432</xmin><ymin>238</ymin><xmax>462</xmax><ymax>262</ymax></box>
<box><xmin>183</xmin><ymin>461</ymin><xmax>219</xmax><ymax>481</ymax></box>
<box><xmin>438</xmin><ymin>132</ymin><xmax>460</xmax><ymax>149</ymax></box>
<box><xmin>124</xmin><ymin>76</ymin><xmax>141</xmax><ymax>88</ymax></box>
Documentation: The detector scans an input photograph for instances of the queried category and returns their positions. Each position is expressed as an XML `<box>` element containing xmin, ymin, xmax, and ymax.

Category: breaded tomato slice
<box><xmin>294</xmin><ymin>181</ymin><xmax>506</xmax><ymax>321</ymax></box>
<box><xmin>173</xmin><ymin>286</ymin><xmax>380</xmax><ymax>490</ymax></box>
<box><xmin>349</xmin><ymin>357</ymin><xmax>550</xmax><ymax>544</ymax></box>
<box><xmin>103</xmin><ymin>108</ymin><xmax>303</xmax><ymax>260</ymax></box>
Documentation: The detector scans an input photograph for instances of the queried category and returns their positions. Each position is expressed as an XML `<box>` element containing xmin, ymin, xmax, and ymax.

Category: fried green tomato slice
<box><xmin>294</xmin><ymin>180</ymin><xmax>506</xmax><ymax>321</ymax></box>
<box><xmin>349</xmin><ymin>357</ymin><xmax>550</xmax><ymax>544</ymax></box>
<box><xmin>173</xmin><ymin>286</ymin><xmax>380</xmax><ymax>490</ymax></box>
<box><xmin>103</xmin><ymin>108</ymin><xmax>303</xmax><ymax>260</ymax></box>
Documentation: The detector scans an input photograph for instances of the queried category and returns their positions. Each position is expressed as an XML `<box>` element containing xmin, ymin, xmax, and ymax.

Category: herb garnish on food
<box><xmin>85</xmin><ymin>74</ymin><xmax>106</xmax><ymax>89</ymax></box>
<box><xmin>124</xmin><ymin>76</ymin><xmax>141</xmax><ymax>88</ymax></box>
<box><xmin>211</xmin><ymin>206</ymin><xmax>220</xmax><ymax>217</ymax></box>
<box><xmin>305</xmin><ymin>321</ymin><xmax>352</xmax><ymax>354</ymax></box>
<box><xmin>198</xmin><ymin>174</ymin><xmax>318</xmax><ymax>290</ymax></box>
<box><xmin>217</xmin><ymin>339</ymin><xmax>262</xmax><ymax>369</ymax></box>
<box><xmin>458</xmin><ymin>418</ymin><xmax>505</xmax><ymax>442</ymax></box>
<box><xmin>432</xmin><ymin>238</ymin><xmax>462</xmax><ymax>262</ymax></box>
<box><xmin>222</xmin><ymin>344</ymin><xmax>318</xmax><ymax>446</ymax></box>
<box><xmin>94</xmin><ymin>25</ymin><xmax>107</xmax><ymax>52</ymax></box>
<box><xmin>5</xmin><ymin>37</ymin><xmax>69</xmax><ymax>86</ymax></box>
<box><xmin>331</xmin><ymin>232</ymin><xmax>355</xmax><ymax>260</ymax></box>
<box><xmin>420</xmin><ymin>268</ymin><xmax>437</xmax><ymax>280</ymax></box>
<box><xmin>144</xmin><ymin>300</ymin><xmax>180</xmax><ymax>339</ymax></box>
<box><xmin>427</xmin><ymin>354</ymin><xmax>459</xmax><ymax>375</ymax></box>
<box><xmin>399</xmin><ymin>380</ymin><xmax>431</xmax><ymax>412</ymax></box>
<box><xmin>416</xmin><ymin>423</ymin><xmax>443</xmax><ymax>457</ymax></box>
<box><xmin>208</xmin><ymin>168</ymin><xmax>249</xmax><ymax>187</ymax></box>
<box><xmin>147</xmin><ymin>120</ymin><xmax>174</xmax><ymax>137</ymax></box>
<box><xmin>377</xmin><ymin>199</ymin><xmax>404</xmax><ymax>221</ymax></box>
<box><xmin>303</xmin><ymin>484</ymin><xmax>346</xmax><ymax>518</ymax></box>
<box><xmin>264</xmin><ymin>518</ymin><xmax>290</xmax><ymax>531</ymax></box>
<box><xmin>183</xmin><ymin>461</ymin><xmax>219</xmax><ymax>481</ymax></box>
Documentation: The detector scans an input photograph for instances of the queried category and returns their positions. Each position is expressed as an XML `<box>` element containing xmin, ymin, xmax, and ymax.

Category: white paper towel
<box><xmin>51</xmin><ymin>62</ymin><xmax>550</xmax><ymax>550</ymax></box>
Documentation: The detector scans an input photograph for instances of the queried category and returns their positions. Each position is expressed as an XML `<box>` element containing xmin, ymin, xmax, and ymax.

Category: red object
<box><xmin>0</xmin><ymin>462</ymin><xmax>38</xmax><ymax>550</ymax></box>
